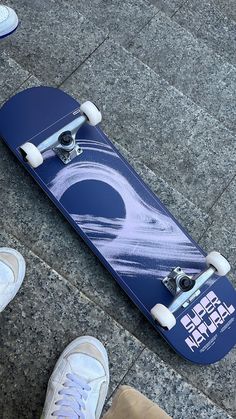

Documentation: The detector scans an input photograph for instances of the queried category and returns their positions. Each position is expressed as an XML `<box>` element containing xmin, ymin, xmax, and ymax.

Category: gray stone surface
<box><xmin>61</xmin><ymin>40</ymin><xmax>236</xmax><ymax>211</ymax></box>
<box><xmin>215</xmin><ymin>69</ymin><xmax>236</xmax><ymax>132</ymax></box>
<box><xmin>0</xmin><ymin>229</ymin><xmax>143</xmax><ymax>418</ymax></box>
<box><xmin>174</xmin><ymin>0</ymin><xmax>236</xmax><ymax>70</ymax></box>
<box><xmin>173</xmin><ymin>0</ymin><xmax>223</xmax><ymax>35</ymax></box>
<box><xmin>0</xmin><ymin>52</ymin><xmax>29</xmax><ymax>105</ymax></box>
<box><xmin>2</xmin><ymin>0</ymin><xmax>106</xmax><ymax>85</ymax></box>
<box><xmin>148</xmin><ymin>0</ymin><xmax>185</xmax><ymax>16</ymax></box>
<box><xmin>128</xmin><ymin>11</ymin><xmax>195</xmax><ymax>84</ymax></box>
<box><xmin>119</xmin><ymin>348</ymin><xmax>232</xmax><ymax>418</ymax></box>
<box><xmin>16</xmin><ymin>75</ymin><xmax>44</xmax><ymax>91</ymax></box>
<box><xmin>129</xmin><ymin>10</ymin><xmax>236</xmax><ymax>133</ymax></box>
<box><xmin>131</xmin><ymin>318</ymin><xmax>236</xmax><ymax>416</ymax></box>
<box><xmin>61</xmin><ymin>0</ymin><xmax>157</xmax><ymax>47</ymax></box>
<box><xmin>172</xmin><ymin>47</ymin><xmax>229</xmax><ymax>119</ymax></box>
<box><xmin>196</xmin><ymin>13</ymin><xmax>236</xmax><ymax>70</ymax></box>
<box><xmin>214</xmin><ymin>0</ymin><xmax>236</xmax><ymax>21</ymax></box>
<box><xmin>199</xmin><ymin>176</ymin><xmax>236</xmax><ymax>285</ymax></box>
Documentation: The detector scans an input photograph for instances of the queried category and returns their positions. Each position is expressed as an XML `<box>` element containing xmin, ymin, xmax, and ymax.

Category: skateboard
<box><xmin>0</xmin><ymin>86</ymin><xmax>235</xmax><ymax>364</ymax></box>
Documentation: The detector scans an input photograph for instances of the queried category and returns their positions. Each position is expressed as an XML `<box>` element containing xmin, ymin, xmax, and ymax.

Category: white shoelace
<box><xmin>52</xmin><ymin>373</ymin><xmax>91</xmax><ymax>419</ymax></box>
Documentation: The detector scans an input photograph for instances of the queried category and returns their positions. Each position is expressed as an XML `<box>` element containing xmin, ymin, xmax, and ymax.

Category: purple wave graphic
<box><xmin>47</xmin><ymin>140</ymin><xmax>204</xmax><ymax>279</ymax></box>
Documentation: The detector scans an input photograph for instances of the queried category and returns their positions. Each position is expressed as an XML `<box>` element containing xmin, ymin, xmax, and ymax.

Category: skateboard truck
<box><xmin>151</xmin><ymin>251</ymin><xmax>231</xmax><ymax>330</ymax></box>
<box><xmin>19</xmin><ymin>101</ymin><xmax>102</xmax><ymax>168</ymax></box>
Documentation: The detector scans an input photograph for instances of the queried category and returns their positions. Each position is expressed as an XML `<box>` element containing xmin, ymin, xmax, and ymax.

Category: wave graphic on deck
<box><xmin>48</xmin><ymin>140</ymin><xmax>204</xmax><ymax>279</ymax></box>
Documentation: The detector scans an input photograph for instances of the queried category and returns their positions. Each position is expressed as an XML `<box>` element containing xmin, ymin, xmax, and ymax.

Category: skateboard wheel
<box><xmin>80</xmin><ymin>101</ymin><xmax>102</xmax><ymax>126</ymax></box>
<box><xmin>19</xmin><ymin>142</ymin><xmax>43</xmax><ymax>168</ymax></box>
<box><xmin>206</xmin><ymin>251</ymin><xmax>231</xmax><ymax>276</ymax></box>
<box><xmin>151</xmin><ymin>304</ymin><xmax>176</xmax><ymax>330</ymax></box>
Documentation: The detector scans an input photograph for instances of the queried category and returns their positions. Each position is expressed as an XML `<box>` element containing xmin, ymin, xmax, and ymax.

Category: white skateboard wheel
<box><xmin>80</xmin><ymin>101</ymin><xmax>102</xmax><ymax>126</ymax></box>
<box><xmin>151</xmin><ymin>303</ymin><xmax>176</xmax><ymax>330</ymax></box>
<box><xmin>20</xmin><ymin>142</ymin><xmax>43</xmax><ymax>168</ymax></box>
<box><xmin>206</xmin><ymin>251</ymin><xmax>231</xmax><ymax>276</ymax></box>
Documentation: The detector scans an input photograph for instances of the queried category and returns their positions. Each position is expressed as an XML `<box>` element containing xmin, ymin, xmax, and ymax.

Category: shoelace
<box><xmin>52</xmin><ymin>373</ymin><xmax>91</xmax><ymax>419</ymax></box>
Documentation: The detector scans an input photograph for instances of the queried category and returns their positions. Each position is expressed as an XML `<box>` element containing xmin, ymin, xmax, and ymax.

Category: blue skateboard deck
<box><xmin>0</xmin><ymin>86</ymin><xmax>235</xmax><ymax>364</ymax></box>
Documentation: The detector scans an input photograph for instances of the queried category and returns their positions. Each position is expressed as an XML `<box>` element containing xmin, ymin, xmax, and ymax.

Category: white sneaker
<box><xmin>42</xmin><ymin>336</ymin><xmax>110</xmax><ymax>419</ymax></box>
<box><xmin>0</xmin><ymin>5</ymin><xmax>18</xmax><ymax>39</ymax></box>
<box><xmin>0</xmin><ymin>247</ymin><xmax>26</xmax><ymax>312</ymax></box>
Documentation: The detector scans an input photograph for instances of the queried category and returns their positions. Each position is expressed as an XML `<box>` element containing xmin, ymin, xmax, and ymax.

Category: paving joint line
<box><xmin>58</xmin><ymin>36</ymin><xmax>109</xmax><ymax>89</ymax></box>
<box><xmin>0</xmin><ymin>71</ymin><xmax>31</xmax><ymax>107</ymax></box>
<box><xmin>105</xmin><ymin>342</ymin><xmax>233</xmax><ymax>418</ymax></box>
<box><xmin>203</xmin><ymin>173</ymin><xmax>236</xmax><ymax>218</ymax></box>
<box><xmin>118</xmin><ymin>36</ymin><xmax>236</xmax><ymax>140</ymax></box>
<box><xmin>124</xmin><ymin>8</ymin><xmax>161</xmax><ymax>48</ymax></box>
<box><xmin>171</xmin><ymin>0</ymin><xmax>189</xmax><ymax>18</ymax></box>
<box><xmin>105</xmin><ymin>346</ymin><xmax>146</xmax><ymax>403</ymax></box>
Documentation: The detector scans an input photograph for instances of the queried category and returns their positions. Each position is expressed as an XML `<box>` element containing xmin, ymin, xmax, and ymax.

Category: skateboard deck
<box><xmin>0</xmin><ymin>86</ymin><xmax>235</xmax><ymax>364</ymax></box>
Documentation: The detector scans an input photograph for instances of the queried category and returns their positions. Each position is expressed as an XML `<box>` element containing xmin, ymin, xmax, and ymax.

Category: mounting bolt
<box><xmin>59</xmin><ymin>131</ymin><xmax>74</xmax><ymax>146</ymax></box>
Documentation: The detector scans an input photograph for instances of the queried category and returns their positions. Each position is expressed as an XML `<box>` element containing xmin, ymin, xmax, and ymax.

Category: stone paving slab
<box><xmin>215</xmin><ymin>69</ymin><xmax>236</xmax><ymax>132</ymax></box>
<box><xmin>196</xmin><ymin>14</ymin><xmax>236</xmax><ymax>76</ymax></box>
<box><xmin>118</xmin><ymin>348</ymin><xmax>232</xmax><ymax>418</ymax></box>
<box><xmin>131</xmin><ymin>316</ymin><xmax>236</xmax><ymax>416</ymax></box>
<box><xmin>0</xmin><ymin>229</ymin><xmax>144</xmax><ymax>418</ymax></box>
<box><xmin>214</xmin><ymin>0</ymin><xmax>236</xmax><ymax>21</ymax></box>
<box><xmin>174</xmin><ymin>0</ymin><xmax>236</xmax><ymax>69</ymax></box>
<box><xmin>62</xmin><ymin>0</ymin><xmax>157</xmax><ymax>47</ymax></box>
<box><xmin>128</xmin><ymin>11</ymin><xmax>196</xmax><ymax>84</ymax></box>
<box><xmin>60</xmin><ymin>39</ymin><xmax>236</xmax><ymax>212</ymax></box>
<box><xmin>148</xmin><ymin>0</ymin><xmax>185</xmax><ymax>16</ymax></box>
<box><xmin>128</xmin><ymin>10</ymin><xmax>236</xmax><ymax>134</ymax></box>
<box><xmin>0</xmin><ymin>52</ymin><xmax>29</xmax><ymax>105</ymax></box>
<box><xmin>173</xmin><ymin>0</ymin><xmax>223</xmax><ymax>34</ymax></box>
<box><xmin>199</xmin><ymin>176</ymin><xmax>236</xmax><ymax>285</ymax></box>
<box><xmin>2</xmin><ymin>0</ymin><xmax>106</xmax><ymax>85</ymax></box>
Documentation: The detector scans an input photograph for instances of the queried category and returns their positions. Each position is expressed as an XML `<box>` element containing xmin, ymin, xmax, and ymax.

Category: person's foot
<box><xmin>0</xmin><ymin>5</ymin><xmax>18</xmax><ymax>39</ymax></box>
<box><xmin>42</xmin><ymin>336</ymin><xmax>110</xmax><ymax>419</ymax></box>
<box><xmin>0</xmin><ymin>247</ymin><xmax>26</xmax><ymax>312</ymax></box>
